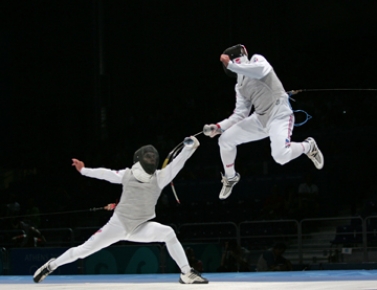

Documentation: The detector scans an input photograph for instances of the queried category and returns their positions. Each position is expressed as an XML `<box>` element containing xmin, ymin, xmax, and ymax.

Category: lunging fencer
<box><xmin>33</xmin><ymin>136</ymin><xmax>208</xmax><ymax>284</ymax></box>
<box><xmin>203</xmin><ymin>44</ymin><xmax>324</xmax><ymax>200</ymax></box>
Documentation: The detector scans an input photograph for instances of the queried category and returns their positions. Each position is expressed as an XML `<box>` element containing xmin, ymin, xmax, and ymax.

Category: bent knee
<box><xmin>274</xmin><ymin>158</ymin><xmax>290</xmax><ymax>166</ymax></box>
<box><xmin>218</xmin><ymin>134</ymin><xmax>236</xmax><ymax>151</ymax></box>
<box><xmin>161</xmin><ymin>225</ymin><xmax>176</xmax><ymax>242</ymax></box>
<box><xmin>271</xmin><ymin>149</ymin><xmax>291</xmax><ymax>165</ymax></box>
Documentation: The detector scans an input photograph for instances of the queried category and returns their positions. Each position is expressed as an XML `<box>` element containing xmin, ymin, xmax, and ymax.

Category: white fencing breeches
<box><xmin>218</xmin><ymin>98</ymin><xmax>308</xmax><ymax>177</ymax></box>
<box><xmin>50</xmin><ymin>214</ymin><xmax>190</xmax><ymax>273</ymax></box>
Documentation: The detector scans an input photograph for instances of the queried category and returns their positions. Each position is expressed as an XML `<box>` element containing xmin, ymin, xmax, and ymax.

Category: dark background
<box><xmin>1</xmin><ymin>0</ymin><xmax>377</xmax><ymax>227</ymax></box>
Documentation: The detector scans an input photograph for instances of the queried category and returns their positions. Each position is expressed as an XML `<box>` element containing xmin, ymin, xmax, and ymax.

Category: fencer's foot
<box><xmin>219</xmin><ymin>172</ymin><xmax>240</xmax><ymax>200</ymax></box>
<box><xmin>179</xmin><ymin>268</ymin><xmax>209</xmax><ymax>284</ymax></box>
<box><xmin>305</xmin><ymin>137</ymin><xmax>324</xmax><ymax>169</ymax></box>
<box><xmin>33</xmin><ymin>258</ymin><xmax>56</xmax><ymax>283</ymax></box>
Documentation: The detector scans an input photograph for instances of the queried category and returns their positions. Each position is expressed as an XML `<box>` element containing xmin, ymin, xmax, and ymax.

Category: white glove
<box><xmin>203</xmin><ymin>124</ymin><xmax>222</xmax><ymax>138</ymax></box>
<box><xmin>183</xmin><ymin>136</ymin><xmax>200</xmax><ymax>149</ymax></box>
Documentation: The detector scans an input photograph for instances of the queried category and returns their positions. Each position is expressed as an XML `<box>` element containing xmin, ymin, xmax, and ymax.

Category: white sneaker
<box><xmin>179</xmin><ymin>268</ymin><xmax>209</xmax><ymax>284</ymax></box>
<box><xmin>305</xmin><ymin>137</ymin><xmax>324</xmax><ymax>169</ymax></box>
<box><xmin>219</xmin><ymin>173</ymin><xmax>240</xmax><ymax>200</ymax></box>
<box><xmin>33</xmin><ymin>258</ymin><xmax>55</xmax><ymax>283</ymax></box>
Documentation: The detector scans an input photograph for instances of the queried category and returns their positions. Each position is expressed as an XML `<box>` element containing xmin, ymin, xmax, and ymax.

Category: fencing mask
<box><xmin>133</xmin><ymin>145</ymin><xmax>159</xmax><ymax>175</ymax></box>
<box><xmin>222</xmin><ymin>44</ymin><xmax>249</xmax><ymax>78</ymax></box>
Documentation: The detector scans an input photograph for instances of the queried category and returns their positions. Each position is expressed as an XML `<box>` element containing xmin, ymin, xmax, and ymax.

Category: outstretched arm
<box><xmin>216</xmin><ymin>92</ymin><xmax>251</xmax><ymax>131</ymax></box>
<box><xmin>156</xmin><ymin>136</ymin><xmax>200</xmax><ymax>189</ymax></box>
<box><xmin>204</xmin><ymin>86</ymin><xmax>251</xmax><ymax>137</ymax></box>
<box><xmin>72</xmin><ymin>158</ymin><xmax>125</xmax><ymax>184</ymax></box>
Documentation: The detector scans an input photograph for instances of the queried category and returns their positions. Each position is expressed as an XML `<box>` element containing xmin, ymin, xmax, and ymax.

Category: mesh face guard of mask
<box><xmin>133</xmin><ymin>145</ymin><xmax>159</xmax><ymax>174</ymax></box>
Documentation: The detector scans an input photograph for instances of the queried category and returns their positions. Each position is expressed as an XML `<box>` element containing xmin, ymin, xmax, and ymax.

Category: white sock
<box><xmin>289</xmin><ymin>142</ymin><xmax>308</xmax><ymax>160</ymax></box>
<box><xmin>48</xmin><ymin>260</ymin><xmax>58</xmax><ymax>271</ymax></box>
<box><xmin>181</xmin><ymin>265</ymin><xmax>191</xmax><ymax>274</ymax></box>
<box><xmin>224</xmin><ymin>167</ymin><xmax>236</xmax><ymax>178</ymax></box>
<box><xmin>302</xmin><ymin>141</ymin><xmax>311</xmax><ymax>154</ymax></box>
<box><xmin>220</xmin><ymin>147</ymin><xmax>237</xmax><ymax>178</ymax></box>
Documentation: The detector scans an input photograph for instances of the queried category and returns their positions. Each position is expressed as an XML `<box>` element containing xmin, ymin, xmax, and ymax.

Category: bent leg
<box><xmin>219</xmin><ymin>114</ymin><xmax>267</xmax><ymax>177</ymax></box>
<box><xmin>129</xmin><ymin>222</ymin><xmax>191</xmax><ymax>274</ymax></box>
<box><xmin>269</xmin><ymin>114</ymin><xmax>310</xmax><ymax>165</ymax></box>
<box><xmin>50</xmin><ymin>215</ymin><xmax>126</xmax><ymax>270</ymax></box>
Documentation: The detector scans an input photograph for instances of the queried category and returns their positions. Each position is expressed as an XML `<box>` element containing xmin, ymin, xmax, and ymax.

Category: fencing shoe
<box><xmin>179</xmin><ymin>268</ymin><xmax>209</xmax><ymax>284</ymax></box>
<box><xmin>219</xmin><ymin>172</ymin><xmax>240</xmax><ymax>200</ymax></box>
<box><xmin>305</xmin><ymin>137</ymin><xmax>324</xmax><ymax>169</ymax></box>
<box><xmin>33</xmin><ymin>258</ymin><xmax>56</xmax><ymax>283</ymax></box>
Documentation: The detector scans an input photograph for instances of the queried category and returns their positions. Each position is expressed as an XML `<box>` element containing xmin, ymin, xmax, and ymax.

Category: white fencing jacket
<box><xmin>218</xmin><ymin>54</ymin><xmax>289</xmax><ymax>129</ymax></box>
<box><xmin>80</xmin><ymin>145</ymin><xmax>196</xmax><ymax>232</ymax></box>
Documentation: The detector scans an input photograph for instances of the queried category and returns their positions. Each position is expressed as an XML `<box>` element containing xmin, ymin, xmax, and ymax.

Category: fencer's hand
<box><xmin>104</xmin><ymin>203</ymin><xmax>116</xmax><ymax>211</ymax></box>
<box><xmin>203</xmin><ymin>124</ymin><xmax>222</xmax><ymax>138</ymax></box>
<box><xmin>72</xmin><ymin>158</ymin><xmax>84</xmax><ymax>172</ymax></box>
<box><xmin>183</xmin><ymin>136</ymin><xmax>200</xmax><ymax>149</ymax></box>
<box><xmin>220</xmin><ymin>54</ymin><xmax>231</xmax><ymax>67</ymax></box>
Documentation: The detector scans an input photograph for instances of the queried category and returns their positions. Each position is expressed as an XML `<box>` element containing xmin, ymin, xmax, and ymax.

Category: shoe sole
<box><xmin>33</xmin><ymin>270</ymin><xmax>48</xmax><ymax>283</ymax></box>
<box><xmin>307</xmin><ymin>138</ymin><xmax>324</xmax><ymax>170</ymax></box>
<box><xmin>314</xmin><ymin>147</ymin><xmax>324</xmax><ymax>169</ymax></box>
<box><xmin>33</xmin><ymin>258</ymin><xmax>55</xmax><ymax>283</ymax></box>
<box><xmin>179</xmin><ymin>278</ymin><xmax>209</xmax><ymax>284</ymax></box>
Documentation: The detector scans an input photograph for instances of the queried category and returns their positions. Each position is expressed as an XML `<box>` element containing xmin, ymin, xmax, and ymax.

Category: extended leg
<box><xmin>33</xmin><ymin>215</ymin><xmax>125</xmax><ymax>283</ymax></box>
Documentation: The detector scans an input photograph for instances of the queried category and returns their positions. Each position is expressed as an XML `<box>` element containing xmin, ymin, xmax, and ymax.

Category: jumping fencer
<box><xmin>203</xmin><ymin>44</ymin><xmax>324</xmax><ymax>200</ymax></box>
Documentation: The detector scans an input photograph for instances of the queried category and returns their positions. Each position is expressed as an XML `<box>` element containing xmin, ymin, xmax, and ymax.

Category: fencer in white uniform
<box><xmin>33</xmin><ymin>136</ymin><xmax>208</xmax><ymax>284</ymax></box>
<box><xmin>203</xmin><ymin>44</ymin><xmax>324</xmax><ymax>200</ymax></box>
